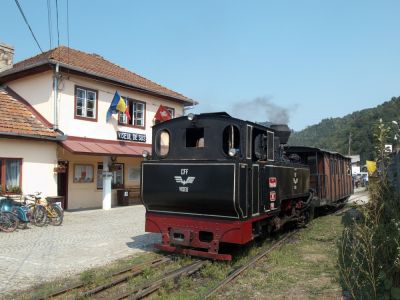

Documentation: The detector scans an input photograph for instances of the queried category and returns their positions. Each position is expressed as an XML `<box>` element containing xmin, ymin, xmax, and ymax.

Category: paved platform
<box><xmin>0</xmin><ymin>205</ymin><xmax>159</xmax><ymax>296</ymax></box>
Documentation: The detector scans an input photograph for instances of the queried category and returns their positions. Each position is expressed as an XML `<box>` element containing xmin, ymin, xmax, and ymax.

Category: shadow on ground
<box><xmin>126</xmin><ymin>233</ymin><xmax>160</xmax><ymax>250</ymax></box>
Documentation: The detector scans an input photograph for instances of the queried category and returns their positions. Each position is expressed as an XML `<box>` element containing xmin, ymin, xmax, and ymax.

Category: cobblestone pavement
<box><xmin>0</xmin><ymin>205</ymin><xmax>160</xmax><ymax>296</ymax></box>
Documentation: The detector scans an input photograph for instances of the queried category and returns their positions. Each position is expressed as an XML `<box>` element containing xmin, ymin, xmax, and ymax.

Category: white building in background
<box><xmin>0</xmin><ymin>44</ymin><xmax>195</xmax><ymax>210</ymax></box>
<box><xmin>348</xmin><ymin>154</ymin><xmax>361</xmax><ymax>175</ymax></box>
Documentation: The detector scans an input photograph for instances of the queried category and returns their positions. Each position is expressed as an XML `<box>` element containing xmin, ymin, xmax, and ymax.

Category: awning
<box><xmin>60</xmin><ymin>138</ymin><xmax>151</xmax><ymax>156</ymax></box>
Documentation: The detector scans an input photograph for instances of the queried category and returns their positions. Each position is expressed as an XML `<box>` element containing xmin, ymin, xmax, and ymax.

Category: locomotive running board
<box><xmin>154</xmin><ymin>244</ymin><xmax>232</xmax><ymax>261</ymax></box>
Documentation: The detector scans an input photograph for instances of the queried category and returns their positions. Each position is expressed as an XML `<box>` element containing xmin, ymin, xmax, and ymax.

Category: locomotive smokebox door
<box><xmin>142</xmin><ymin>162</ymin><xmax>239</xmax><ymax>218</ymax></box>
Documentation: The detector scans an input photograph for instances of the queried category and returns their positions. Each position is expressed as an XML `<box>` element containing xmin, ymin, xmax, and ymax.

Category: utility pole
<box><xmin>348</xmin><ymin>132</ymin><xmax>352</xmax><ymax>156</ymax></box>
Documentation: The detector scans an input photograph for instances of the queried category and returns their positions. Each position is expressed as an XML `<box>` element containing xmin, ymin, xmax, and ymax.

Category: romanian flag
<box><xmin>106</xmin><ymin>91</ymin><xmax>131</xmax><ymax>122</ymax></box>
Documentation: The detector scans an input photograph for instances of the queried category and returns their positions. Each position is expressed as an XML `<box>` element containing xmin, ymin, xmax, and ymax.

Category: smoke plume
<box><xmin>231</xmin><ymin>96</ymin><xmax>293</xmax><ymax>124</ymax></box>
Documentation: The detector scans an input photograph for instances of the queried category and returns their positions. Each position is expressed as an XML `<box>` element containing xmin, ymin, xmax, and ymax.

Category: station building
<box><xmin>0</xmin><ymin>43</ymin><xmax>194</xmax><ymax>210</ymax></box>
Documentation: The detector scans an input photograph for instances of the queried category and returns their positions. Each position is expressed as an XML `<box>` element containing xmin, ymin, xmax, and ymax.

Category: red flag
<box><xmin>154</xmin><ymin>105</ymin><xmax>171</xmax><ymax>122</ymax></box>
<box><xmin>125</xmin><ymin>103</ymin><xmax>131</xmax><ymax>121</ymax></box>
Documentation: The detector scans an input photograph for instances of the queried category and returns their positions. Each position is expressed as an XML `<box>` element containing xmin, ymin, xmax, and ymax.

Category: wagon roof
<box><xmin>285</xmin><ymin>145</ymin><xmax>350</xmax><ymax>160</ymax></box>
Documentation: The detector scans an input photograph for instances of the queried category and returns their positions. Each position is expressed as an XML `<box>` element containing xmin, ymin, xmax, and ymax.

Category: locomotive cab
<box><xmin>141</xmin><ymin>112</ymin><xmax>312</xmax><ymax>260</ymax></box>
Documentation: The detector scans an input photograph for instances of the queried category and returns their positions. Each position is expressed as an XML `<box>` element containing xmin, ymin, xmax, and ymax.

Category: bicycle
<box><xmin>25</xmin><ymin>192</ymin><xmax>63</xmax><ymax>226</ymax></box>
<box><xmin>0</xmin><ymin>210</ymin><xmax>19</xmax><ymax>232</ymax></box>
<box><xmin>24</xmin><ymin>193</ymin><xmax>48</xmax><ymax>227</ymax></box>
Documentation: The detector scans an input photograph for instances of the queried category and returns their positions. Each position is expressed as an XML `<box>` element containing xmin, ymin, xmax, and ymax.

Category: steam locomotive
<box><xmin>141</xmin><ymin>112</ymin><xmax>353</xmax><ymax>260</ymax></box>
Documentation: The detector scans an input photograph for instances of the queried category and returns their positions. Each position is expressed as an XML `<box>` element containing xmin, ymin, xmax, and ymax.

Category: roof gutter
<box><xmin>0</xmin><ymin>132</ymin><xmax>68</xmax><ymax>142</ymax></box>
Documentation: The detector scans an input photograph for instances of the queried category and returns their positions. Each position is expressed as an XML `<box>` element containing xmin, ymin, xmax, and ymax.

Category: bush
<box><xmin>338</xmin><ymin>121</ymin><xmax>400</xmax><ymax>299</ymax></box>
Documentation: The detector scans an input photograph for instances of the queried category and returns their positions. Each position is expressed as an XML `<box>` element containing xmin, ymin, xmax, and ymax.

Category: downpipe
<box><xmin>53</xmin><ymin>63</ymin><xmax>60</xmax><ymax>130</ymax></box>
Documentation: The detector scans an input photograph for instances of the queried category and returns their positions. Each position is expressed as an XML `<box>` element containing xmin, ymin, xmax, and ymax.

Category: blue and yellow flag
<box><xmin>106</xmin><ymin>91</ymin><xmax>131</xmax><ymax>122</ymax></box>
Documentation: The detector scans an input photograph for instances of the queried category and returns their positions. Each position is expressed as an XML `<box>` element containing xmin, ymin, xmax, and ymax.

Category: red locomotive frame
<box><xmin>146</xmin><ymin>212</ymin><xmax>272</xmax><ymax>260</ymax></box>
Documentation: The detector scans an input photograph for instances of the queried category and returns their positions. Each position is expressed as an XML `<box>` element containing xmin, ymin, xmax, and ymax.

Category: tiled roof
<box><xmin>0</xmin><ymin>88</ymin><xmax>58</xmax><ymax>138</ymax></box>
<box><xmin>9</xmin><ymin>46</ymin><xmax>193</xmax><ymax>104</ymax></box>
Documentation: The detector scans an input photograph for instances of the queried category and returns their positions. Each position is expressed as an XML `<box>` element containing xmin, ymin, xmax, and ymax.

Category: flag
<box><xmin>366</xmin><ymin>160</ymin><xmax>377</xmax><ymax>175</ymax></box>
<box><xmin>154</xmin><ymin>105</ymin><xmax>171</xmax><ymax>122</ymax></box>
<box><xmin>106</xmin><ymin>91</ymin><xmax>131</xmax><ymax>122</ymax></box>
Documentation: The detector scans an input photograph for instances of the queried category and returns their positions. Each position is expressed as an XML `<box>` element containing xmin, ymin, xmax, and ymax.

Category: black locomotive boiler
<box><xmin>141</xmin><ymin>113</ymin><xmax>352</xmax><ymax>260</ymax></box>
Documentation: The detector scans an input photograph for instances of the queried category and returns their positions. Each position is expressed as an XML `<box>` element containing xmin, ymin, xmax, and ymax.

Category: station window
<box><xmin>97</xmin><ymin>163</ymin><xmax>124</xmax><ymax>189</ymax></box>
<box><xmin>75</xmin><ymin>86</ymin><xmax>97</xmax><ymax>121</ymax></box>
<box><xmin>223</xmin><ymin>125</ymin><xmax>240</xmax><ymax>156</ymax></box>
<box><xmin>119</xmin><ymin>98</ymin><xmax>145</xmax><ymax>128</ymax></box>
<box><xmin>0</xmin><ymin>158</ymin><xmax>22</xmax><ymax>194</ymax></box>
<box><xmin>165</xmin><ymin>107</ymin><xmax>175</xmax><ymax>119</ymax></box>
<box><xmin>156</xmin><ymin>129</ymin><xmax>170</xmax><ymax>156</ymax></box>
<box><xmin>186</xmin><ymin>128</ymin><xmax>204</xmax><ymax>148</ymax></box>
<box><xmin>74</xmin><ymin>164</ymin><xmax>94</xmax><ymax>183</ymax></box>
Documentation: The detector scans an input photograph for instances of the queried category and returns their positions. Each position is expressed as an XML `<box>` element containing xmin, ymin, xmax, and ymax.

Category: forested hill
<box><xmin>288</xmin><ymin>96</ymin><xmax>400</xmax><ymax>162</ymax></box>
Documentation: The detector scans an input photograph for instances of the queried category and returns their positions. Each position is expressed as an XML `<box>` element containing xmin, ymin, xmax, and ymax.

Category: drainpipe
<box><xmin>53</xmin><ymin>63</ymin><xmax>60</xmax><ymax>130</ymax></box>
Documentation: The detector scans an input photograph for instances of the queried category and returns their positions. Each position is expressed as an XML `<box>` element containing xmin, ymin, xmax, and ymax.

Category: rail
<box><xmin>201</xmin><ymin>230</ymin><xmax>299</xmax><ymax>299</ymax></box>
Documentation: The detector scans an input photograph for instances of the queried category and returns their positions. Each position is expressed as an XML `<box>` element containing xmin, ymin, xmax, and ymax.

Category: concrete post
<box><xmin>102</xmin><ymin>156</ymin><xmax>112</xmax><ymax>210</ymax></box>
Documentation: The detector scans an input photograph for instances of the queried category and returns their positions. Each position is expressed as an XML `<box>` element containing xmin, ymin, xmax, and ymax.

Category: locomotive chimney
<box><xmin>270</xmin><ymin>124</ymin><xmax>291</xmax><ymax>144</ymax></box>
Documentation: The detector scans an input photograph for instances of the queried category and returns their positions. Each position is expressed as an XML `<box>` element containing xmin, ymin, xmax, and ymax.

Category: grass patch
<box><xmin>8</xmin><ymin>210</ymin><xmax>346</xmax><ymax>300</ymax></box>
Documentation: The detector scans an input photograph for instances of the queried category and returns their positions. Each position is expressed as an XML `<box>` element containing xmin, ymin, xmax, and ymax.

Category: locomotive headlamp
<box><xmin>142</xmin><ymin>150</ymin><xmax>150</xmax><ymax>159</ymax></box>
<box><xmin>228</xmin><ymin>148</ymin><xmax>238</xmax><ymax>157</ymax></box>
<box><xmin>187</xmin><ymin>113</ymin><xmax>195</xmax><ymax>121</ymax></box>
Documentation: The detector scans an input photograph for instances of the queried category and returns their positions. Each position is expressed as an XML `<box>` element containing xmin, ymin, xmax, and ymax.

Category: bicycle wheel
<box><xmin>48</xmin><ymin>204</ymin><xmax>63</xmax><ymax>226</ymax></box>
<box><xmin>0</xmin><ymin>212</ymin><xmax>19</xmax><ymax>232</ymax></box>
<box><xmin>32</xmin><ymin>205</ymin><xmax>47</xmax><ymax>227</ymax></box>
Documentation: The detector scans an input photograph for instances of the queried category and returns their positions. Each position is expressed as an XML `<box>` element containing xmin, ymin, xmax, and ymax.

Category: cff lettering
<box><xmin>179</xmin><ymin>186</ymin><xmax>189</xmax><ymax>192</ymax></box>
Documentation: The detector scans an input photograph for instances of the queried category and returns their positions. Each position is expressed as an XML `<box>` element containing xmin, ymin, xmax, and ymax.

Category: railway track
<box><xmin>32</xmin><ymin>204</ymin><xmax>352</xmax><ymax>300</ymax></box>
<box><xmin>201</xmin><ymin>230</ymin><xmax>299</xmax><ymax>299</ymax></box>
<box><xmin>110</xmin><ymin>260</ymin><xmax>207</xmax><ymax>300</ymax></box>
<box><xmin>107</xmin><ymin>232</ymin><xmax>297</xmax><ymax>300</ymax></box>
<box><xmin>32</xmin><ymin>257</ymin><xmax>170</xmax><ymax>300</ymax></box>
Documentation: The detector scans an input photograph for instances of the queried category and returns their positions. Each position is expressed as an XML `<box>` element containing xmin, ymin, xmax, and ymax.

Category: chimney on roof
<box><xmin>0</xmin><ymin>43</ymin><xmax>14</xmax><ymax>72</ymax></box>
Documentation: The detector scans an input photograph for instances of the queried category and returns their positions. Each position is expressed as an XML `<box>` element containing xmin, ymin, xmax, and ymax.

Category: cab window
<box><xmin>223</xmin><ymin>125</ymin><xmax>240</xmax><ymax>156</ymax></box>
<box><xmin>156</xmin><ymin>129</ymin><xmax>170</xmax><ymax>156</ymax></box>
<box><xmin>186</xmin><ymin>128</ymin><xmax>204</xmax><ymax>148</ymax></box>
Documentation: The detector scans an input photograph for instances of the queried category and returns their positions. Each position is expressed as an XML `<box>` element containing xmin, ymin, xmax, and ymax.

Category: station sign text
<box><xmin>117</xmin><ymin>131</ymin><xmax>146</xmax><ymax>143</ymax></box>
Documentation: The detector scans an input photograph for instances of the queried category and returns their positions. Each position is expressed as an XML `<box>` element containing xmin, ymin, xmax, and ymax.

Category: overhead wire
<box><xmin>55</xmin><ymin>0</ymin><xmax>60</xmax><ymax>47</ymax></box>
<box><xmin>14</xmin><ymin>0</ymin><xmax>44</xmax><ymax>53</ymax></box>
<box><xmin>47</xmin><ymin>0</ymin><xmax>52</xmax><ymax>49</ymax></box>
<box><xmin>67</xmin><ymin>0</ymin><xmax>70</xmax><ymax>67</ymax></box>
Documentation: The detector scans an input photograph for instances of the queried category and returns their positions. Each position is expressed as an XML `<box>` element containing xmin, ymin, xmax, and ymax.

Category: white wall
<box><xmin>0</xmin><ymin>138</ymin><xmax>57</xmax><ymax>196</ymax></box>
<box><xmin>8</xmin><ymin>71</ymin><xmax>185</xmax><ymax>143</ymax></box>
<box><xmin>57</xmin><ymin>74</ymin><xmax>184</xmax><ymax>142</ymax></box>
<box><xmin>8</xmin><ymin>71</ymin><xmax>55</xmax><ymax>124</ymax></box>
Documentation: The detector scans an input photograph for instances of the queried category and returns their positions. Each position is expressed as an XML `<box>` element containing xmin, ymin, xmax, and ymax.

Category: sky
<box><xmin>1</xmin><ymin>0</ymin><xmax>400</xmax><ymax>130</ymax></box>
